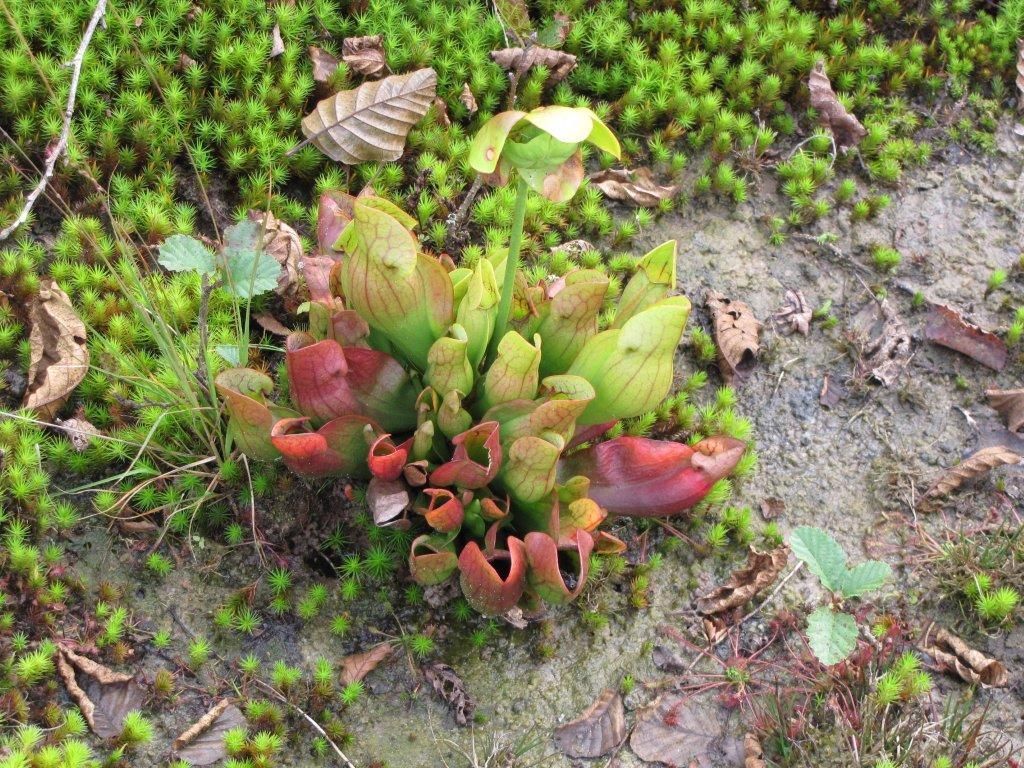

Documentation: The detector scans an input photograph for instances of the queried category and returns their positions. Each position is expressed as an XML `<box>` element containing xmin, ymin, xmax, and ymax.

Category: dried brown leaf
<box><xmin>249</xmin><ymin>211</ymin><xmax>303</xmax><ymax>300</ymax></box>
<box><xmin>697</xmin><ymin>546</ymin><xmax>788</xmax><ymax>618</ymax></box>
<box><xmin>367</xmin><ymin>477</ymin><xmax>410</xmax><ymax>527</ymax></box>
<box><xmin>759</xmin><ymin>497</ymin><xmax>784</xmax><ymax>520</ymax></box>
<box><xmin>25</xmin><ymin>280</ymin><xmax>89</xmax><ymax>417</ymax></box>
<box><xmin>340</xmin><ymin>643</ymin><xmax>393</xmax><ymax>686</ymax></box>
<box><xmin>342</xmin><ymin>35</ymin><xmax>386</xmax><ymax>78</ymax></box>
<box><xmin>987</xmin><ymin>388</ymin><xmax>1024</xmax><ymax>433</ymax></box>
<box><xmin>924</xmin><ymin>304</ymin><xmax>1007</xmax><ymax>371</ymax></box>
<box><xmin>745</xmin><ymin>732</ymin><xmax>766</xmax><ymax>768</ymax></box>
<box><xmin>922</xmin><ymin>625</ymin><xmax>1008</xmax><ymax>687</ymax></box>
<box><xmin>459</xmin><ymin>83</ymin><xmax>477</xmax><ymax>114</ymax></box>
<box><xmin>589</xmin><ymin>168</ymin><xmax>680</xmax><ymax>208</ymax></box>
<box><xmin>55</xmin><ymin>416</ymin><xmax>99</xmax><ymax>452</ymax></box>
<box><xmin>922</xmin><ymin>445</ymin><xmax>1021</xmax><ymax>505</ymax></box>
<box><xmin>490</xmin><ymin>46</ymin><xmax>576</xmax><ymax>84</ymax></box>
<box><xmin>550</xmin><ymin>239</ymin><xmax>595</xmax><ymax>256</ymax></box>
<box><xmin>269</xmin><ymin>24</ymin><xmax>285</xmax><ymax>58</ymax></box>
<box><xmin>57</xmin><ymin>648</ymin><xmax>146</xmax><ymax>738</ymax></box>
<box><xmin>631</xmin><ymin>694</ymin><xmax>741</xmax><ymax>767</ymax></box>
<box><xmin>706</xmin><ymin>290</ymin><xmax>761</xmax><ymax>384</ymax></box>
<box><xmin>853</xmin><ymin>298</ymin><xmax>911</xmax><ymax>387</ymax></box>
<box><xmin>308</xmin><ymin>45</ymin><xmax>339</xmax><ymax>84</ymax></box>
<box><xmin>173</xmin><ymin>699</ymin><xmax>247</xmax><ymax>765</ymax></box>
<box><xmin>253</xmin><ymin>313</ymin><xmax>292</xmax><ymax>337</ymax></box>
<box><xmin>301</xmin><ymin>68</ymin><xmax>437</xmax><ymax>164</ymax></box>
<box><xmin>422</xmin><ymin>662</ymin><xmax>475</xmax><ymax>726</ymax></box>
<box><xmin>773</xmin><ymin>289</ymin><xmax>811</xmax><ymax>336</ymax></box>
<box><xmin>808</xmin><ymin>60</ymin><xmax>866</xmax><ymax>149</ymax></box>
<box><xmin>819</xmin><ymin>373</ymin><xmax>846</xmax><ymax>409</ymax></box>
<box><xmin>553</xmin><ymin>689</ymin><xmax>625</xmax><ymax>758</ymax></box>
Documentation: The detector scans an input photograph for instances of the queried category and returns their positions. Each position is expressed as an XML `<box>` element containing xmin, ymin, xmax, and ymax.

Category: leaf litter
<box><xmin>24</xmin><ymin>279</ymin><xmax>89</xmax><ymax>417</ymax></box>
<box><xmin>422</xmin><ymin>662</ymin><xmax>475</xmax><ymax>726</ymax></box>
<box><xmin>589</xmin><ymin>167</ymin><xmax>680</xmax><ymax>207</ymax></box>
<box><xmin>173</xmin><ymin>699</ymin><xmax>247</xmax><ymax>766</ymax></box>
<box><xmin>924</xmin><ymin>303</ymin><xmax>1007</xmax><ymax>371</ymax></box>
<box><xmin>706</xmin><ymin>290</ymin><xmax>761</xmax><ymax>384</ymax></box>
<box><xmin>56</xmin><ymin>647</ymin><xmax>147</xmax><ymax>739</ymax></box>
<box><xmin>553</xmin><ymin>688</ymin><xmax>625</xmax><ymax>758</ymax></box>
<box><xmin>920</xmin><ymin>445</ymin><xmax>1021</xmax><ymax>508</ymax></box>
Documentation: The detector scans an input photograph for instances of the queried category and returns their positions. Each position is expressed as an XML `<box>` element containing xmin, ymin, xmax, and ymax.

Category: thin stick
<box><xmin>253</xmin><ymin>680</ymin><xmax>357</xmax><ymax>768</ymax></box>
<box><xmin>0</xmin><ymin>0</ymin><xmax>107</xmax><ymax>242</ymax></box>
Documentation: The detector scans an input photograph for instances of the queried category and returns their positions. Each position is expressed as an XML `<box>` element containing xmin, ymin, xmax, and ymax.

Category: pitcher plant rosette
<box><xmin>215</xmin><ymin>106</ymin><xmax>747</xmax><ymax>615</ymax></box>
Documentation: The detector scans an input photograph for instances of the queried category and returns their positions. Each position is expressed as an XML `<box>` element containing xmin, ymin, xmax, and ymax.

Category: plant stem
<box><xmin>488</xmin><ymin>177</ymin><xmax>529</xmax><ymax>362</ymax></box>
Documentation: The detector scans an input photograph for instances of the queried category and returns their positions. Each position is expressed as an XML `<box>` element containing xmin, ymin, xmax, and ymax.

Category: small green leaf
<box><xmin>215</xmin><ymin>344</ymin><xmax>245</xmax><ymax>366</ymax></box>
<box><xmin>223</xmin><ymin>249</ymin><xmax>281</xmax><ymax>298</ymax></box>
<box><xmin>789</xmin><ymin>526</ymin><xmax>847</xmax><ymax>593</ymax></box>
<box><xmin>157</xmin><ymin>235</ymin><xmax>216</xmax><ymax>275</ymax></box>
<box><xmin>806</xmin><ymin>606</ymin><xmax>858</xmax><ymax>666</ymax></box>
<box><xmin>224</xmin><ymin>219</ymin><xmax>262</xmax><ymax>253</ymax></box>
<box><xmin>839</xmin><ymin>560</ymin><xmax>890</xmax><ymax>598</ymax></box>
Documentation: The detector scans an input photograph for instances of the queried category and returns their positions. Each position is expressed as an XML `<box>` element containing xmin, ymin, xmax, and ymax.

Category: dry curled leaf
<box><xmin>550</xmin><ymin>239</ymin><xmax>595</xmax><ymax>256</ymax></box>
<box><xmin>853</xmin><ymin>298</ymin><xmax>911</xmax><ymax>387</ymax></box>
<box><xmin>922</xmin><ymin>445</ymin><xmax>1021</xmax><ymax>506</ymax></box>
<box><xmin>922</xmin><ymin>625</ymin><xmax>1008</xmax><ymax>687</ymax></box>
<box><xmin>301</xmin><ymin>68</ymin><xmax>437</xmax><ymax>164</ymax></box>
<box><xmin>706</xmin><ymin>290</ymin><xmax>761</xmax><ymax>384</ymax></box>
<box><xmin>589</xmin><ymin>168</ymin><xmax>680</xmax><ymax>207</ymax></box>
<box><xmin>986</xmin><ymin>388</ymin><xmax>1024</xmax><ymax>433</ymax></box>
<box><xmin>553</xmin><ymin>689</ymin><xmax>625</xmax><ymax>758</ymax></box>
<box><xmin>819</xmin><ymin>373</ymin><xmax>846</xmax><ymax>409</ymax></box>
<box><xmin>342</xmin><ymin>35</ymin><xmax>386</xmax><ymax>77</ymax></box>
<box><xmin>808</xmin><ymin>60</ymin><xmax>866</xmax><ymax>150</ymax></box>
<box><xmin>697</xmin><ymin>546</ymin><xmax>788</xmax><ymax>618</ymax></box>
<box><xmin>773</xmin><ymin>289</ymin><xmax>811</xmax><ymax>336</ymax></box>
<box><xmin>459</xmin><ymin>83</ymin><xmax>477</xmax><ymax>114</ymax></box>
<box><xmin>745</xmin><ymin>732</ymin><xmax>766</xmax><ymax>768</ymax></box>
<box><xmin>631</xmin><ymin>694</ymin><xmax>741</xmax><ymax>767</ymax></box>
<box><xmin>924</xmin><ymin>303</ymin><xmax>1007</xmax><ymax>371</ymax></box>
<box><xmin>422</xmin><ymin>662</ymin><xmax>475</xmax><ymax>726</ymax></box>
<box><xmin>340</xmin><ymin>643</ymin><xmax>393</xmax><ymax>686</ymax></box>
<box><xmin>254</xmin><ymin>313</ymin><xmax>292</xmax><ymax>337</ymax></box>
<box><xmin>173</xmin><ymin>699</ymin><xmax>247</xmax><ymax>766</ymax></box>
<box><xmin>759</xmin><ymin>497</ymin><xmax>784</xmax><ymax>520</ymax></box>
<box><xmin>57</xmin><ymin>648</ymin><xmax>146</xmax><ymax>738</ymax></box>
<box><xmin>490</xmin><ymin>46</ymin><xmax>576</xmax><ymax>84</ymax></box>
<box><xmin>248</xmin><ymin>211</ymin><xmax>302</xmax><ymax>300</ymax></box>
<box><xmin>367</xmin><ymin>476</ymin><xmax>410</xmax><ymax>527</ymax></box>
<box><xmin>308</xmin><ymin>45</ymin><xmax>339</xmax><ymax>84</ymax></box>
<box><xmin>55</xmin><ymin>416</ymin><xmax>99</xmax><ymax>452</ymax></box>
<box><xmin>269</xmin><ymin>24</ymin><xmax>285</xmax><ymax>58</ymax></box>
<box><xmin>25</xmin><ymin>280</ymin><xmax>89</xmax><ymax>417</ymax></box>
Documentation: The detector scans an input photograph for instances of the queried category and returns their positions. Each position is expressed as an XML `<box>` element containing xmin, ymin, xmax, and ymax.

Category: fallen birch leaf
<box><xmin>922</xmin><ymin>445</ymin><xmax>1021</xmax><ymax>506</ymax></box>
<box><xmin>924</xmin><ymin>304</ymin><xmax>1007</xmax><ymax>371</ymax></box>
<box><xmin>55</xmin><ymin>415</ymin><xmax>99</xmax><ymax>452</ymax></box>
<box><xmin>922</xmin><ymin>625</ymin><xmax>1008</xmax><ymax>687</ymax></box>
<box><xmin>57</xmin><ymin>648</ymin><xmax>146</xmax><ymax>738</ymax></box>
<box><xmin>819</xmin><ymin>373</ymin><xmax>846</xmax><ymax>408</ymax></box>
<box><xmin>173</xmin><ymin>699</ymin><xmax>247</xmax><ymax>766</ymax></box>
<box><xmin>269</xmin><ymin>24</ymin><xmax>285</xmax><ymax>58</ymax></box>
<box><xmin>422</xmin><ymin>662</ymin><xmax>475</xmax><ymax>726</ymax></box>
<box><xmin>759</xmin><ymin>497</ymin><xmax>784</xmax><ymax>520</ymax></box>
<box><xmin>367</xmin><ymin>477</ymin><xmax>410</xmax><ymax>527</ymax></box>
<box><xmin>340</xmin><ymin>643</ymin><xmax>393</xmax><ymax>685</ymax></box>
<box><xmin>249</xmin><ymin>211</ymin><xmax>302</xmax><ymax>300</ymax></box>
<box><xmin>853</xmin><ymin>298</ymin><xmax>911</xmax><ymax>387</ymax></box>
<box><xmin>706</xmin><ymin>290</ymin><xmax>760</xmax><ymax>384</ymax></box>
<box><xmin>986</xmin><ymin>388</ymin><xmax>1024</xmax><ymax>433</ymax></box>
<box><xmin>773</xmin><ymin>290</ymin><xmax>811</xmax><ymax>336</ymax></box>
<box><xmin>631</xmin><ymin>694</ymin><xmax>741</xmax><ymax>767</ymax></box>
<box><xmin>490</xmin><ymin>46</ymin><xmax>576</xmax><ymax>84</ymax></box>
<box><xmin>254</xmin><ymin>313</ymin><xmax>292</xmax><ymax>337</ymax></box>
<box><xmin>25</xmin><ymin>280</ymin><xmax>89</xmax><ymax>418</ymax></box>
<box><xmin>745</xmin><ymin>732</ymin><xmax>766</xmax><ymax>768</ymax></box>
<box><xmin>432</xmin><ymin>96</ymin><xmax>451</xmax><ymax>128</ymax></box>
<box><xmin>342</xmin><ymin>35</ymin><xmax>386</xmax><ymax>78</ymax></box>
<box><xmin>553</xmin><ymin>689</ymin><xmax>625</xmax><ymax>758</ymax></box>
<box><xmin>589</xmin><ymin>168</ymin><xmax>680</xmax><ymax>207</ymax></box>
<box><xmin>808</xmin><ymin>60</ymin><xmax>866</xmax><ymax>150</ymax></box>
<box><xmin>309</xmin><ymin>46</ymin><xmax>340</xmax><ymax>84</ymax></box>
<box><xmin>301</xmin><ymin>68</ymin><xmax>437</xmax><ymax>164</ymax></box>
<box><xmin>459</xmin><ymin>83</ymin><xmax>477</xmax><ymax>114</ymax></box>
<box><xmin>697</xmin><ymin>546</ymin><xmax>788</xmax><ymax>618</ymax></box>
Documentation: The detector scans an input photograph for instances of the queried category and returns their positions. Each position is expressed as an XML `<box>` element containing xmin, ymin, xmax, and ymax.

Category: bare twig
<box><xmin>0</xmin><ymin>0</ymin><xmax>107</xmax><ymax>242</ymax></box>
<box><xmin>253</xmin><ymin>680</ymin><xmax>358</xmax><ymax>768</ymax></box>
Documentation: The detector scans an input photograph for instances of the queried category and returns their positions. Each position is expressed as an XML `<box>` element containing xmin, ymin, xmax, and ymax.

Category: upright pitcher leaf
<box><xmin>480</xmin><ymin>331</ymin><xmax>542</xmax><ymax>410</ymax></box>
<box><xmin>301</xmin><ymin>68</ymin><xmax>437</xmax><ymax>163</ymax></box>
<box><xmin>530</xmin><ymin>270</ymin><xmax>608</xmax><ymax>376</ymax></box>
<box><xmin>568</xmin><ymin>296</ymin><xmax>690</xmax><ymax>425</ymax></box>
<box><xmin>613</xmin><ymin>241</ymin><xmax>676</xmax><ymax>327</ymax></box>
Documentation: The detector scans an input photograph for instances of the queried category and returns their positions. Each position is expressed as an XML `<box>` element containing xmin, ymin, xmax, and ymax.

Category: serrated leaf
<box><xmin>806</xmin><ymin>606</ymin><xmax>858</xmax><ymax>666</ymax></box>
<box><xmin>301</xmin><ymin>68</ymin><xmax>437</xmax><ymax>164</ymax></box>
<box><xmin>789</xmin><ymin>526</ymin><xmax>847</xmax><ymax>593</ymax></box>
<box><xmin>214</xmin><ymin>344</ymin><xmax>244</xmax><ymax>366</ymax></box>
<box><xmin>158</xmin><ymin>235</ymin><xmax>216</xmax><ymax>275</ymax></box>
<box><xmin>839</xmin><ymin>560</ymin><xmax>890</xmax><ymax>598</ymax></box>
<box><xmin>224</xmin><ymin>219</ymin><xmax>261</xmax><ymax>253</ymax></box>
<box><xmin>223</xmin><ymin>249</ymin><xmax>281</xmax><ymax>298</ymax></box>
